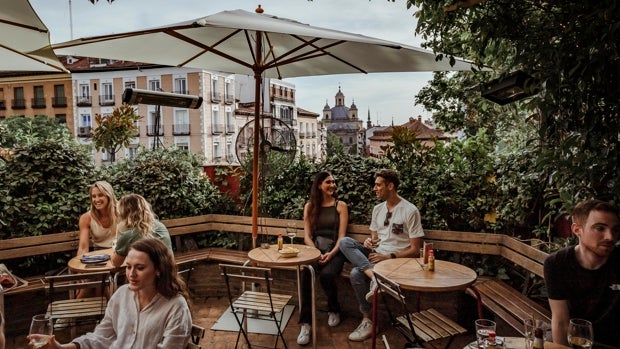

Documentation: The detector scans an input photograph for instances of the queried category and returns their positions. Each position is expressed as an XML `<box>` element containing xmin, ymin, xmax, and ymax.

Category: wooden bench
<box><xmin>0</xmin><ymin>214</ymin><xmax>551</xmax><ymax>337</ymax></box>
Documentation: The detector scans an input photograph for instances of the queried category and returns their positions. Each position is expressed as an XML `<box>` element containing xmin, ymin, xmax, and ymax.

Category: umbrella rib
<box><xmin>0</xmin><ymin>18</ymin><xmax>47</xmax><ymax>33</ymax></box>
<box><xmin>163</xmin><ymin>29</ymin><xmax>254</xmax><ymax>71</ymax></box>
<box><xmin>262</xmin><ymin>37</ymin><xmax>369</xmax><ymax>74</ymax></box>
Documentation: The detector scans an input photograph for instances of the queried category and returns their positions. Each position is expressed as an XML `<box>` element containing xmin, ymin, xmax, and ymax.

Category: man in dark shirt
<box><xmin>544</xmin><ymin>199</ymin><xmax>620</xmax><ymax>348</ymax></box>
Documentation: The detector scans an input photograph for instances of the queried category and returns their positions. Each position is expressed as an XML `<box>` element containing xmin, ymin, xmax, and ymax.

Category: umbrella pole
<box><xmin>251</xmin><ymin>32</ymin><xmax>264</xmax><ymax>249</ymax></box>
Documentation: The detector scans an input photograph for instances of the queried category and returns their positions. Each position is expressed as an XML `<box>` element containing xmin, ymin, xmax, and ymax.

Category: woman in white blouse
<box><xmin>29</xmin><ymin>238</ymin><xmax>192</xmax><ymax>349</ymax></box>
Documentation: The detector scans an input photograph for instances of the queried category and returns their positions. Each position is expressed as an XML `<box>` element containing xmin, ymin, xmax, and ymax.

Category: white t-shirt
<box><xmin>369</xmin><ymin>197</ymin><xmax>424</xmax><ymax>254</ymax></box>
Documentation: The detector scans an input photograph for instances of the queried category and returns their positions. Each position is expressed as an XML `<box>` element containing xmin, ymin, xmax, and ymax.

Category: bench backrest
<box><xmin>0</xmin><ymin>214</ymin><xmax>548</xmax><ymax>277</ymax></box>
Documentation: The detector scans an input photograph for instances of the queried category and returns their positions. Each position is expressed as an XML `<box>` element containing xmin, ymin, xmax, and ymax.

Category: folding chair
<box><xmin>190</xmin><ymin>323</ymin><xmax>205</xmax><ymax>346</ymax></box>
<box><xmin>372</xmin><ymin>271</ymin><xmax>466</xmax><ymax>349</ymax></box>
<box><xmin>219</xmin><ymin>263</ymin><xmax>292</xmax><ymax>349</ymax></box>
<box><xmin>45</xmin><ymin>271</ymin><xmax>111</xmax><ymax>338</ymax></box>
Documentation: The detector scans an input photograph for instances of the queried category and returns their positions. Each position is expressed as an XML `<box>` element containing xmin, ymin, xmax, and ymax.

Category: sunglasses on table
<box><xmin>384</xmin><ymin>211</ymin><xmax>392</xmax><ymax>226</ymax></box>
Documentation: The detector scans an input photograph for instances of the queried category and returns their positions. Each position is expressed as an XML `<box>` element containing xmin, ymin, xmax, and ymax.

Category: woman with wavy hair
<box><xmin>111</xmin><ymin>193</ymin><xmax>172</xmax><ymax>267</ymax></box>
<box><xmin>77</xmin><ymin>181</ymin><xmax>118</xmax><ymax>258</ymax></box>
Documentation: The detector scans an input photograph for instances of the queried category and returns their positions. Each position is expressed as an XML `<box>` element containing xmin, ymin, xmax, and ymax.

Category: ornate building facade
<box><xmin>322</xmin><ymin>87</ymin><xmax>364</xmax><ymax>155</ymax></box>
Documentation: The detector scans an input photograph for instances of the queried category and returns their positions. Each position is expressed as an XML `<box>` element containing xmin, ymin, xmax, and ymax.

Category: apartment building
<box><xmin>0</xmin><ymin>71</ymin><xmax>72</xmax><ymax>130</ymax></box>
<box><xmin>63</xmin><ymin>57</ymin><xmax>240</xmax><ymax>165</ymax></box>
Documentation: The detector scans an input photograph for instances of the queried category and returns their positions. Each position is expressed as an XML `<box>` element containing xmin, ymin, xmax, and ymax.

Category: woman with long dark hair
<box><xmin>297</xmin><ymin>171</ymin><xmax>349</xmax><ymax>345</ymax></box>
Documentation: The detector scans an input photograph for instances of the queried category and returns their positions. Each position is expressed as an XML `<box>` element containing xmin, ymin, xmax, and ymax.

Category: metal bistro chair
<box><xmin>45</xmin><ymin>270</ymin><xmax>111</xmax><ymax>337</ymax></box>
<box><xmin>220</xmin><ymin>263</ymin><xmax>292</xmax><ymax>349</ymax></box>
<box><xmin>372</xmin><ymin>271</ymin><xmax>466</xmax><ymax>349</ymax></box>
<box><xmin>185</xmin><ymin>323</ymin><xmax>205</xmax><ymax>349</ymax></box>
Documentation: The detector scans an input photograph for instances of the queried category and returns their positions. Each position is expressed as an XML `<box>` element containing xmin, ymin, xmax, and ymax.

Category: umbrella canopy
<box><xmin>0</xmin><ymin>0</ymin><xmax>67</xmax><ymax>72</ymax></box>
<box><xmin>53</xmin><ymin>7</ymin><xmax>479</xmax><ymax>246</ymax></box>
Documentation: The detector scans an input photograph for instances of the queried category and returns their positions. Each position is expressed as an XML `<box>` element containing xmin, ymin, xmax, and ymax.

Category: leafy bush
<box><xmin>100</xmin><ymin>147</ymin><xmax>223</xmax><ymax>219</ymax></box>
<box><xmin>0</xmin><ymin>138</ymin><xmax>94</xmax><ymax>238</ymax></box>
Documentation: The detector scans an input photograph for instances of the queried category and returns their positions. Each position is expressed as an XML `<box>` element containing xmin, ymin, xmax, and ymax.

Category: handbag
<box><xmin>315</xmin><ymin>235</ymin><xmax>335</xmax><ymax>253</ymax></box>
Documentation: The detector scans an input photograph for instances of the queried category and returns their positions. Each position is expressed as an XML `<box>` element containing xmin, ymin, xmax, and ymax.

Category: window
<box><xmin>81</xmin><ymin>113</ymin><xmax>92</xmax><ymax>127</ymax></box>
<box><xmin>174</xmin><ymin>78</ymin><xmax>187</xmax><ymax>94</ymax></box>
<box><xmin>149</xmin><ymin>79</ymin><xmax>161</xmax><ymax>91</ymax></box>
<box><xmin>101</xmin><ymin>83</ymin><xmax>113</xmax><ymax>101</ymax></box>
<box><xmin>225</xmin><ymin>107</ymin><xmax>234</xmax><ymax>133</ymax></box>
<box><xmin>13</xmin><ymin>87</ymin><xmax>25</xmax><ymax>108</ymax></box>
<box><xmin>53</xmin><ymin>85</ymin><xmax>66</xmax><ymax>107</ymax></box>
<box><xmin>213</xmin><ymin>141</ymin><xmax>221</xmax><ymax>160</ymax></box>
<box><xmin>225</xmin><ymin>79</ymin><xmax>233</xmax><ymax>103</ymax></box>
<box><xmin>211</xmin><ymin>76</ymin><xmax>221</xmax><ymax>101</ymax></box>
<box><xmin>33</xmin><ymin>86</ymin><xmax>45</xmax><ymax>107</ymax></box>
<box><xmin>56</xmin><ymin>114</ymin><xmax>67</xmax><ymax>124</ymax></box>
<box><xmin>124</xmin><ymin>81</ymin><xmax>136</xmax><ymax>90</ymax></box>
<box><xmin>174</xmin><ymin>109</ymin><xmax>190</xmax><ymax>135</ymax></box>
<box><xmin>226</xmin><ymin>140</ymin><xmax>235</xmax><ymax>161</ymax></box>
<box><xmin>212</xmin><ymin>106</ymin><xmax>221</xmax><ymax>133</ymax></box>
<box><xmin>79</xmin><ymin>84</ymin><xmax>90</xmax><ymax>98</ymax></box>
<box><xmin>101</xmin><ymin>148</ymin><xmax>111</xmax><ymax>162</ymax></box>
<box><xmin>126</xmin><ymin>145</ymin><xmax>139</xmax><ymax>159</ymax></box>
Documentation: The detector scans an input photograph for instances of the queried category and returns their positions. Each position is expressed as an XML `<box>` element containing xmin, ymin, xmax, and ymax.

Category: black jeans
<box><xmin>298</xmin><ymin>251</ymin><xmax>347</xmax><ymax>324</ymax></box>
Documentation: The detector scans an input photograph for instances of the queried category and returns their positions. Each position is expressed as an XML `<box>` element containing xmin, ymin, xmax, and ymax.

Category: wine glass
<box><xmin>286</xmin><ymin>222</ymin><xmax>297</xmax><ymax>245</ymax></box>
<box><xmin>29</xmin><ymin>314</ymin><xmax>53</xmax><ymax>348</ymax></box>
<box><xmin>567</xmin><ymin>318</ymin><xmax>593</xmax><ymax>349</ymax></box>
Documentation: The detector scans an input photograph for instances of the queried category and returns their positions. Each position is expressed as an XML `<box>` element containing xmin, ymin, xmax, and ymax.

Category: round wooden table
<box><xmin>373</xmin><ymin>258</ymin><xmax>478</xmax><ymax>292</ymax></box>
<box><xmin>464</xmin><ymin>336</ymin><xmax>570</xmax><ymax>349</ymax></box>
<box><xmin>68</xmin><ymin>248</ymin><xmax>118</xmax><ymax>273</ymax></box>
<box><xmin>371</xmin><ymin>258</ymin><xmax>479</xmax><ymax>349</ymax></box>
<box><xmin>248</xmin><ymin>244</ymin><xmax>321</xmax><ymax>349</ymax></box>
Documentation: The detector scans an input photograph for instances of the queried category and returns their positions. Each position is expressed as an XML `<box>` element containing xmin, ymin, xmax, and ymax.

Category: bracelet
<box><xmin>390</xmin><ymin>253</ymin><xmax>396</xmax><ymax>259</ymax></box>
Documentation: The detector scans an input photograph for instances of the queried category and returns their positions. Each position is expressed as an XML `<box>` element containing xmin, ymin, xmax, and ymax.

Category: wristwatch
<box><xmin>390</xmin><ymin>253</ymin><xmax>397</xmax><ymax>259</ymax></box>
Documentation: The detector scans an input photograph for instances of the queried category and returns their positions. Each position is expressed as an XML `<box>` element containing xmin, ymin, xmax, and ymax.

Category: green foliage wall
<box><xmin>100</xmin><ymin>147</ymin><xmax>224</xmax><ymax>219</ymax></box>
<box><xmin>0</xmin><ymin>139</ymin><xmax>94</xmax><ymax>238</ymax></box>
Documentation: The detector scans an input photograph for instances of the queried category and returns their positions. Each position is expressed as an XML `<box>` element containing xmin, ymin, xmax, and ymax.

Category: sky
<box><xmin>30</xmin><ymin>0</ymin><xmax>437</xmax><ymax>126</ymax></box>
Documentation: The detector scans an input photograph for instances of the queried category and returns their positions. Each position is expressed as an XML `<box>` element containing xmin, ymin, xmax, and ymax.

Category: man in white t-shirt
<box><xmin>339</xmin><ymin>168</ymin><xmax>424</xmax><ymax>342</ymax></box>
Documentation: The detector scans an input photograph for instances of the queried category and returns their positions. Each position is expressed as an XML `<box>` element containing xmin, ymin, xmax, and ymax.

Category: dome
<box><xmin>330</xmin><ymin>105</ymin><xmax>349</xmax><ymax>119</ymax></box>
<box><xmin>327</xmin><ymin>123</ymin><xmax>358</xmax><ymax>131</ymax></box>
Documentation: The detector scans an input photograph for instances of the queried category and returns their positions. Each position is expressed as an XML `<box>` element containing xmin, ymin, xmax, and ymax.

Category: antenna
<box><xmin>69</xmin><ymin>0</ymin><xmax>74</xmax><ymax>39</ymax></box>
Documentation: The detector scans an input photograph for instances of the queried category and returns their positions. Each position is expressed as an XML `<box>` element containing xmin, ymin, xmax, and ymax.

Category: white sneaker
<box><xmin>328</xmin><ymin>312</ymin><xmax>341</xmax><ymax>327</ymax></box>
<box><xmin>365</xmin><ymin>277</ymin><xmax>378</xmax><ymax>302</ymax></box>
<box><xmin>297</xmin><ymin>323</ymin><xmax>311</xmax><ymax>345</ymax></box>
<box><xmin>348</xmin><ymin>318</ymin><xmax>373</xmax><ymax>341</ymax></box>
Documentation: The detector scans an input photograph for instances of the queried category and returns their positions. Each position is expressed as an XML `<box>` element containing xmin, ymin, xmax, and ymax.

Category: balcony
<box><xmin>31</xmin><ymin>98</ymin><xmax>46</xmax><ymax>109</ymax></box>
<box><xmin>52</xmin><ymin>96</ymin><xmax>67</xmax><ymax>108</ymax></box>
<box><xmin>225</xmin><ymin>123</ymin><xmax>235</xmax><ymax>134</ymax></box>
<box><xmin>173</xmin><ymin>123</ymin><xmax>191</xmax><ymax>135</ymax></box>
<box><xmin>77</xmin><ymin>126</ymin><xmax>92</xmax><ymax>137</ymax></box>
<box><xmin>146</xmin><ymin>125</ymin><xmax>164</xmax><ymax>136</ymax></box>
<box><xmin>211</xmin><ymin>92</ymin><xmax>222</xmax><ymax>103</ymax></box>
<box><xmin>212</xmin><ymin>123</ymin><xmax>224</xmax><ymax>134</ymax></box>
<box><xmin>76</xmin><ymin>96</ymin><xmax>92</xmax><ymax>107</ymax></box>
<box><xmin>0</xmin><ymin>100</ymin><xmax>5</xmax><ymax>110</ymax></box>
<box><xmin>174</xmin><ymin>90</ymin><xmax>188</xmax><ymax>95</ymax></box>
<box><xmin>99</xmin><ymin>95</ymin><xmax>115</xmax><ymax>106</ymax></box>
<box><xmin>224</xmin><ymin>94</ymin><xmax>234</xmax><ymax>104</ymax></box>
<box><xmin>12</xmin><ymin>99</ymin><xmax>26</xmax><ymax>109</ymax></box>
<box><xmin>299</xmin><ymin>131</ymin><xmax>306</xmax><ymax>139</ymax></box>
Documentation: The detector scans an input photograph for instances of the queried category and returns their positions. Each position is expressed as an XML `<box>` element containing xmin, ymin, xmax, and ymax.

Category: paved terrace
<box><xmin>5</xmin><ymin>263</ymin><xmax>482</xmax><ymax>349</ymax></box>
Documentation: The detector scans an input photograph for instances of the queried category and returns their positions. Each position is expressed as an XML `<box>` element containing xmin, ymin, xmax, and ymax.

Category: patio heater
<box><xmin>122</xmin><ymin>88</ymin><xmax>203</xmax><ymax>149</ymax></box>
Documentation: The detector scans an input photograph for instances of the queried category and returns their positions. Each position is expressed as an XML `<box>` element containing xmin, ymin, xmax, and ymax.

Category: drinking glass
<box><xmin>29</xmin><ymin>314</ymin><xmax>53</xmax><ymax>348</ymax></box>
<box><xmin>567</xmin><ymin>318</ymin><xmax>593</xmax><ymax>349</ymax></box>
<box><xmin>286</xmin><ymin>222</ymin><xmax>296</xmax><ymax>245</ymax></box>
<box><xmin>475</xmin><ymin>319</ymin><xmax>496</xmax><ymax>349</ymax></box>
<box><xmin>523</xmin><ymin>318</ymin><xmax>535</xmax><ymax>349</ymax></box>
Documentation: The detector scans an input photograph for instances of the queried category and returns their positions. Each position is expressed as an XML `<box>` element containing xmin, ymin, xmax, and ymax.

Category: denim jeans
<box><xmin>339</xmin><ymin>237</ymin><xmax>373</xmax><ymax>314</ymax></box>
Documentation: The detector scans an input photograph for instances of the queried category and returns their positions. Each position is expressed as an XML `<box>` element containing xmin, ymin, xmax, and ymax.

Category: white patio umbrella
<box><xmin>0</xmin><ymin>0</ymin><xmax>67</xmax><ymax>72</ymax></box>
<box><xmin>53</xmin><ymin>6</ymin><xmax>480</xmax><ymax>247</ymax></box>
